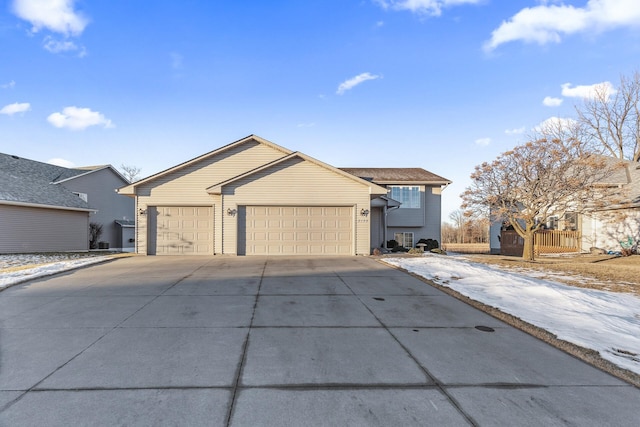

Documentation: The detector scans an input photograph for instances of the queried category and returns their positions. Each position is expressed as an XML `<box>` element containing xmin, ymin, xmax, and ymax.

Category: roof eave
<box><xmin>0</xmin><ymin>200</ymin><xmax>96</xmax><ymax>213</ymax></box>
<box><xmin>373</xmin><ymin>180</ymin><xmax>452</xmax><ymax>186</ymax></box>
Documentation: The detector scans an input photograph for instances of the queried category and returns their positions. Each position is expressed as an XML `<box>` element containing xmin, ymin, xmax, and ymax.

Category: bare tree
<box><xmin>448</xmin><ymin>209</ymin><xmax>466</xmax><ymax>243</ymax></box>
<box><xmin>120</xmin><ymin>164</ymin><xmax>142</xmax><ymax>183</ymax></box>
<box><xmin>462</xmin><ymin>131</ymin><xmax>624</xmax><ymax>261</ymax></box>
<box><xmin>576</xmin><ymin>71</ymin><xmax>640</xmax><ymax>162</ymax></box>
<box><xmin>441</xmin><ymin>222</ymin><xmax>457</xmax><ymax>244</ymax></box>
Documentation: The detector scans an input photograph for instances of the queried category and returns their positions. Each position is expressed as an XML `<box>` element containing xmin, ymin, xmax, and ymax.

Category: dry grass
<box><xmin>467</xmin><ymin>253</ymin><xmax>640</xmax><ymax>296</ymax></box>
<box><xmin>441</xmin><ymin>243</ymin><xmax>490</xmax><ymax>254</ymax></box>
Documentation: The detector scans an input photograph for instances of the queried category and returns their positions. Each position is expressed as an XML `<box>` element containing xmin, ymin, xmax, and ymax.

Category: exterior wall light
<box><xmin>138</xmin><ymin>208</ymin><xmax>147</xmax><ymax>215</ymax></box>
<box><xmin>227</xmin><ymin>208</ymin><xmax>237</xmax><ymax>216</ymax></box>
<box><xmin>360</xmin><ymin>208</ymin><xmax>370</xmax><ymax>217</ymax></box>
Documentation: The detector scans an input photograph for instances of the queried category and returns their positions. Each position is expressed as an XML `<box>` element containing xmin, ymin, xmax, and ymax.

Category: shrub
<box><xmin>417</xmin><ymin>238</ymin><xmax>439</xmax><ymax>251</ymax></box>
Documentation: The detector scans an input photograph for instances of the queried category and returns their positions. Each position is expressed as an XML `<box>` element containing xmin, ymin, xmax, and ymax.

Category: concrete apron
<box><xmin>0</xmin><ymin>255</ymin><xmax>638</xmax><ymax>426</ymax></box>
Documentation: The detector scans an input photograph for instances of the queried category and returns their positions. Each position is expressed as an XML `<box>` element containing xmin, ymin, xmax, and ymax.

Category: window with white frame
<box><xmin>389</xmin><ymin>186</ymin><xmax>420</xmax><ymax>209</ymax></box>
<box><xmin>394</xmin><ymin>232</ymin><xmax>414</xmax><ymax>248</ymax></box>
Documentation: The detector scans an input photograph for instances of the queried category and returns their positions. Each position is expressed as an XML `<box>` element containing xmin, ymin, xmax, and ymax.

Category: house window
<box><xmin>562</xmin><ymin>212</ymin><xmax>578</xmax><ymax>231</ymax></box>
<box><xmin>394</xmin><ymin>232</ymin><xmax>414</xmax><ymax>248</ymax></box>
<box><xmin>389</xmin><ymin>186</ymin><xmax>420</xmax><ymax>209</ymax></box>
<box><xmin>547</xmin><ymin>216</ymin><xmax>558</xmax><ymax>230</ymax></box>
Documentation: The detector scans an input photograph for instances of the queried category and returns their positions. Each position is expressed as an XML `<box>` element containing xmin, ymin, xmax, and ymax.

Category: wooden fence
<box><xmin>534</xmin><ymin>230</ymin><xmax>581</xmax><ymax>255</ymax></box>
<box><xmin>500</xmin><ymin>230</ymin><xmax>581</xmax><ymax>256</ymax></box>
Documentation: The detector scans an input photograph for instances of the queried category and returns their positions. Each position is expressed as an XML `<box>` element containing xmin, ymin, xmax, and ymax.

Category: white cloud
<box><xmin>47</xmin><ymin>157</ymin><xmax>75</xmax><ymax>168</ymax></box>
<box><xmin>475</xmin><ymin>137</ymin><xmax>491</xmax><ymax>146</ymax></box>
<box><xmin>534</xmin><ymin>116</ymin><xmax>577</xmax><ymax>132</ymax></box>
<box><xmin>336</xmin><ymin>72</ymin><xmax>381</xmax><ymax>95</ymax></box>
<box><xmin>12</xmin><ymin>0</ymin><xmax>88</xmax><ymax>36</ymax></box>
<box><xmin>47</xmin><ymin>106</ymin><xmax>114</xmax><ymax>130</ymax></box>
<box><xmin>485</xmin><ymin>0</ymin><xmax>640</xmax><ymax>51</ymax></box>
<box><xmin>542</xmin><ymin>96</ymin><xmax>563</xmax><ymax>107</ymax></box>
<box><xmin>43</xmin><ymin>35</ymin><xmax>85</xmax><ymax>56</ymax></box>
<box><xmin>561</xmin><ymin>81</ymin><xmax>616</xmax><ymax>100</ymax></box>
<box><xmin>505</xmin><ymin>126</ymin><xmax>526</xmax><ymax>135</ymax></box>
<box><xmin>297</xmin><ymin>122</ymin><xmax>316</xmax><ymax>128</ymax></box>
<box><xmin>0</xmin><ymin>102</ymin><xmax>31</xmax><ymax>115</ymax></box>
<box><xmin>374</xmin><ymin>0</ymin><xmax>481</xmax><ymax>17</ymax></box>
<box><xmin>1</xmin><ymin>80</ymin><xmax>16</xmax><ymax>89</ymax></box>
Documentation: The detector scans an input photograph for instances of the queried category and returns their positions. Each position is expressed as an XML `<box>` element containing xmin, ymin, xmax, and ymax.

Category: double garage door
<box><xmin>243</xmin><ymin>206</ymin><xmax>354</xmax><ymax>255</ymax></box>
<box><xmin>151</xmin><ymin>205</ymin><xmax>353</xmax><ymax>255</ymax></box>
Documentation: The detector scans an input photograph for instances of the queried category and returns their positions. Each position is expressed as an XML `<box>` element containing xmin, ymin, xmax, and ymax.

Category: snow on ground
<box><xmin>383</xmin><ymin>254</ymin><xmax>640</xmax><ymax>376</ymax></box>
<box><xmin>0</xmin><ymin>256</ymin><xmax>111</xmax><ymax>289</ymax></box>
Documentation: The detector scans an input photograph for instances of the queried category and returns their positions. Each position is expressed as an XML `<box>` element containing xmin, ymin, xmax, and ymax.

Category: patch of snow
<box><xmin>0</xmin><ymin>256</ymin><xmax>110</xmax><ymax>289</ymax></box>
<box><xmin>382</xmin><ymin>254</ymin><xmax>640</xmax><ymax>375</ymax></box>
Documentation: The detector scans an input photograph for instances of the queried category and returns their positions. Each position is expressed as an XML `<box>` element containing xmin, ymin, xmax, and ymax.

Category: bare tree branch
<box><xmin>120</xmin><ymin>164</ymin><xmax>142</xmax><ymax>183</ymax></box>
<box><xmin>576</xmin><ymin>71</ymin><xmax>640</xmax><ymax>162</ymax></box>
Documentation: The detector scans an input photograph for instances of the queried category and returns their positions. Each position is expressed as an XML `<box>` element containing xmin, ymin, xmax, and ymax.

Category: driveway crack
<box><xmin>224</xmin><ymin>257</ymin><xmax>267</xmax><ymax>426</ymax></box>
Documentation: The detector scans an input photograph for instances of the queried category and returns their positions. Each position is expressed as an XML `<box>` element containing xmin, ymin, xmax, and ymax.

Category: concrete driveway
<box><xmin>1</xmin><ymin>256</ymin><xmax>638</xmax><ymax>426</ymax></box>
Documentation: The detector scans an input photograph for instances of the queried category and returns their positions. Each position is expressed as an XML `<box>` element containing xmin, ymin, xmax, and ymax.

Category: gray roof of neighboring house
<box><xmin>339</xmin><ymin>167</ymin><xmax>451</xmax><ymax>185</ymax></box>
<box><xmin>594</xmin><ymin>157</ymin><xmax>640</xmax><ymax>208</ymax></box>
<box><xmin>622</xmin><ymin>161</ymin><xmax>640</xmax><ymax>207</ymax></box>
<box><xmin>0</xmin><ymin>152</ymin><xmax>92</xmax><ymax>210</ymax></box>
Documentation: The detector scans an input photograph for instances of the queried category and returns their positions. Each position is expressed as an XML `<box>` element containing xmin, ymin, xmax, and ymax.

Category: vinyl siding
<box><xmin>387</xmin><ymin>185</ymin><xmax>443</xmax><ymax>246</ymax></box>
<box><xmin>0</xmin><ymin>205</ymin><xmax>89</xmax><ymax>253</ymax></box>
<box><xmin>61</xmin><ymin>168</ymin><xmax>134</xmax><ymax>249</ymax></box>
<box><xmin>582</xmin><ymin>209</ymin><xmax>640</xmax><ymax>251</ymax></box>
<box><xmin>220</xmin><ymin>157</ymin><xmax>371</xmax><ymax>255</ymax></box>
<box><xmin>135</xmin><ymin>142</ymin><xmax>284</xmax><ymax>254</ymax></box>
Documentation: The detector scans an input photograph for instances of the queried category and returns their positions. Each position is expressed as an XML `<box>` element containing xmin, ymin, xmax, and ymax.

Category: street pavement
<box><xmin>1</xmin><ymin>255</ymin><xmax>638</xmax><ymax>426</ymax></box>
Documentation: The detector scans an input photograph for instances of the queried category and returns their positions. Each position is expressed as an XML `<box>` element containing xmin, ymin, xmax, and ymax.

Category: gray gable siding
<box><xmin>60</xmin><ymin>167</ymin><xmax>134</xmax><ymax>249</ymax></box>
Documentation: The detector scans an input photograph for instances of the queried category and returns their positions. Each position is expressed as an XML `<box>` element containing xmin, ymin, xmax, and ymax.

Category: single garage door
<box><xmin>243</xmin><ymin>206</ymin><xmax>353</xmax><ymax>255</ymax></box>
<box><xmin>151</xmin><ymin>206</ymin><xmax>213</xmax><ymax>255</ymax></box>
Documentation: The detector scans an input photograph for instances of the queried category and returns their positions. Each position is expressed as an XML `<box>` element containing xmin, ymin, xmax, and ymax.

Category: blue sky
<box><xmin>2</xmin><ymin>0</ymin><xmax>640</xmax><ymax>220</ymax></box>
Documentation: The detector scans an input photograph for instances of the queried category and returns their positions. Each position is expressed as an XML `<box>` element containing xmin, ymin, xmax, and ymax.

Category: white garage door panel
<box><xmin>245</xmin><ymin>206</ymin><xmax>353</xmax><ymax>255</ymax></box>
<box><xmin>155</xmin><ymin>206</ymin><xmax>213</xmax><ymax>255</ymax></box>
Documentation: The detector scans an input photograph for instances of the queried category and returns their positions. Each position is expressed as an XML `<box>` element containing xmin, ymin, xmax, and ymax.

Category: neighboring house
<box><xmin>581</xmin><ymin>160</ymin><xmax>640</xmax><ymax>252</ymax></box>
<box><xmin>490</xmin><ymin>159</ymin><xmax>640</xmax><ymax>255</ymax></box>
<box><xmin>339</xmin><ymin>168</ymin><xmax>451</xmax><ymax>250</ymax></box>
<box><xmin>117</xmin><ymin>135</ymin><xmax>451</xmax><ymax>256</ymax></box>
<box><xmin>0</xmin><ymin>153</ymin><xmax>135</xmax><ymax>254</ymax></box>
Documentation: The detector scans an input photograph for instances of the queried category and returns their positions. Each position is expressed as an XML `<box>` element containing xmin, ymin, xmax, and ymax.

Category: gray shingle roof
<box><xmin>593</xmin><ymin>157</ymin><xmax>640</xmax><ymax>208</ymax></box>
<box><xmin>0</xmin><ymin>152</ymin><xmax>91</xmax><ymax>209</ymax></box>
<box><xmin>620</xmin><ymin>160</ymin><xmax>640</xmax><ymax>207</ymax></box>
<box><xmin>339</xmin><ymin>167</ymin><xmax>451</xmax><ymax>184</ymax></box>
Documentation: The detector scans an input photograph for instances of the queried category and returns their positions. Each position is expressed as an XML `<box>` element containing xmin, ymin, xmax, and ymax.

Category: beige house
<box><xmin>118</xmin><ymin>135</ymin><xmax>450</xmax><ymax>256</ymax></box>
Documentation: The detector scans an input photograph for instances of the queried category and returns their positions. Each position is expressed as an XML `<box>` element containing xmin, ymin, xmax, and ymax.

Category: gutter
<box><xmin>0</xmin><ymin>200</ymin><xmax>96</xmax><ymax>213</ymax></box>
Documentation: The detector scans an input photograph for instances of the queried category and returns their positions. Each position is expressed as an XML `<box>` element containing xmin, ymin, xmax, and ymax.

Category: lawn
<box><xmin>468</xmin><ymin>254</ymin><xmax>640</xmax><ymax>296</ymax></box>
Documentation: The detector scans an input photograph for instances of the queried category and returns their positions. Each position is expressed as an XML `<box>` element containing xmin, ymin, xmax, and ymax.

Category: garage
<box><xmin>120</xmin><ymin>136</ymin><xmax>388</xmax><ymax>255</ymax></box>
<box><xmin>149</xmin><ymin>206</ymin><xmax>213</xmax><ymax>255</ymax></box>
<box><xmin>241</xmin><ymin>206</ymin><xmax>353</xmax><ymax>255</ymax></box>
